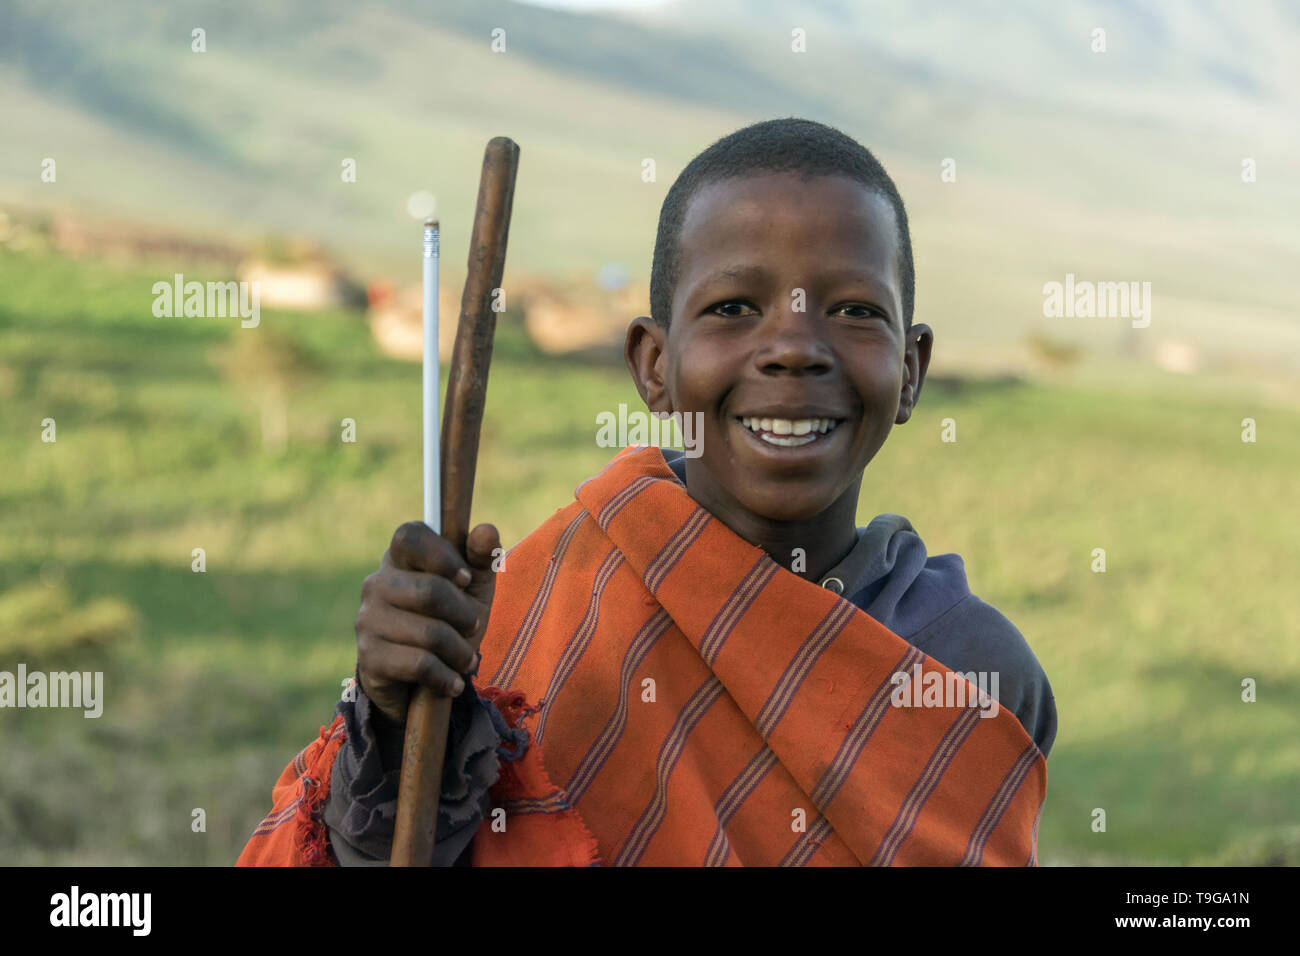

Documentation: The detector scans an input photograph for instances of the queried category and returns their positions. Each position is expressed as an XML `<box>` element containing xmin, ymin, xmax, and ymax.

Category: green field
<box><xmin>1</xmin><ymin>246</ymin><xmax>1297</xmax><ymax>865</ymax></box>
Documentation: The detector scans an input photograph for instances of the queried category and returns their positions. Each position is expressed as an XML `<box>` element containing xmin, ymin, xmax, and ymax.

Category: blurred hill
<box><xmin>1</xmin><ymin>0</ymin><xmax>1298</xmax><ymax>378</ymax></box>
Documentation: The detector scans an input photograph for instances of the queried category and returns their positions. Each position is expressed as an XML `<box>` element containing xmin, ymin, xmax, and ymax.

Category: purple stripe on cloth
<box><xmin>596</xmin><ymin>475</ymin><xmax>659</xmax><ymax>531</ymax></box>
<box><xmin>612</xmin><ymin>676</ymin><xmax>727</xmax><ymax>866</ymax></box>
<box><xmin>643</xmin><ymin>507</ymin><xmax>711</xmax><ymax>595</ymax></box>
<box><xmin>703</xmin><ymin>746</ymin><xmax>780</xmax><ymax>867</ymax></box>
<box><xmin>491</xmin><ymin>509</ymin><xmax>589</xmax><ymax>689</ymax></box>
<box><xmin>959</xmin><ymin>743</ymin><xmax>1040</xmax><ymax>866</ymax></box>
<box><xmin>496</xmin><ymin>610</ymin><xmax>680</xmax><ymax>820</ymax></box>
<box><xmin>710</xmin><ymin>648</ymin><xmax>923</xmax><ymax>867</ymax></box>
<box><xmin>869</xmin><ymin>706</ymin><xmax>983</xmax><ymax>866</ymax></box>
<box><xmin>526</xmin><ymin>503</ymin><xmax>766</xmax><ymax>814</ymax></box>
<box><xmin>698</xmin><ymin>555</ymin><xmax>778</xmax><ymax>666</ymax></box>
<box><xmin>780</xmin><ymin>813</ymin><xmax>834</xmax><ymax>867</ymax></box>
<box><xmin>533</xmin><ymin>549</ymin><xmax>625</xmax><ymax>746</ymax></box>
<box><xmin>754</xmin><ymin>599</ymin><xmax>856</xmax><ymax>739</ymax></box>
<box><xmin>498</xmin><ymin>794</ymin><xmax>567</xmax><ymax>816</ymax></box>
<box><xmin>252</xmin><ymin>804</ymin><xmax>298</xmax><ymax>836</ymax></box>
<box><xmin>252</xmin><ymin>791</ymin><xmax>304</xmax><ymax>835</ymax></box>
<box><xmin>811</xmin><ymin>646</ymin><xmax>926</xmax><ymax>811</ymax></box>
<box><xmin>563</xmin><ymin>608</ymin><xmax>675</xmax><ymax>804</ymax></box>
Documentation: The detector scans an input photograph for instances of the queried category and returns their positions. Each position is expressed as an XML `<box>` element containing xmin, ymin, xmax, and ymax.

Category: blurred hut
<box><xmin>237</xmin><ymin>259</ymin><xmax>361</xmax><ymax>312</ymax></box>
<box><xmin>366</xmin><ymin>280</ymin><xmax>458</xmax><ymax>362</ymax></box>
<box><xmin>519</xmin><ymin>265</ymin><xmax>648</xmax><ymax>356</ymax></box>
<box><xmin>238</xmin><ymin>239</ymin><xmax>364</xmax><ymax>312</ymax></box>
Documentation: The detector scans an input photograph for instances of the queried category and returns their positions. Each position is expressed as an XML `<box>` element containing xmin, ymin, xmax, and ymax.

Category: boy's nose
<box><xmin>754</xmin><ymin>303</ymin><xmax>833</xmax><ymax>375</ymax></box>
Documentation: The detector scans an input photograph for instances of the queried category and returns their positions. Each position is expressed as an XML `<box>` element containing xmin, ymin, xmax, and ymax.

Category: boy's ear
<box><xmin>896</xmin><ymin>323</ymin><xmax>933</xmax><ymax>425</ymax></box>
<box><xmin>624</xmin><ymin>315</ymin><xmax>673</xmax><ymax>414</ymax></box>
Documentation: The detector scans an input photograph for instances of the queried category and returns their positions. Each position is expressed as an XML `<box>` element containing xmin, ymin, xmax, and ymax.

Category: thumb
<box><xmin>464</xmin><ymin>523</ymin><xmax>502</xmax><ymax>606</ymax></box>
<box><xmin>465</xmin><ymin>522</ymin><xmax>502</xmax><ymax>573</ymax></box>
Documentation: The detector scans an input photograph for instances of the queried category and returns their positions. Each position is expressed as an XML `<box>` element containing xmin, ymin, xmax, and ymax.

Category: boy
<box><xmin>238</xmin><ymin>118</ymin><xmax>1056</xmax><ymax>867</ymax></box>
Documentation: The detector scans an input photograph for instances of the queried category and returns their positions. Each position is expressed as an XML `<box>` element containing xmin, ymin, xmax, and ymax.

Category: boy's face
<box><xmin>627</xmin><ymin>171</ymin><xmax>932</xmax><ymax>529</ymax></box>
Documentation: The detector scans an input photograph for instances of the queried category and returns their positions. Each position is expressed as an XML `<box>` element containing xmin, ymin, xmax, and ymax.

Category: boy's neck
<box><xmin>752</xmin><ymin>514</ymin><xmax>859</xmax><ymax>584</ymax></box>
<box><xmin>682</xmin><ymin>470</ymin><xmax>862</xmax><ymax>584</ymax></box>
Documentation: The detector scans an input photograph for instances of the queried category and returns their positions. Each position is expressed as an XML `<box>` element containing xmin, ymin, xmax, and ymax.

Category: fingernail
<box><xmin>455</xmin><ymin>568</ymin><xmax>472</xmax><ymax>587</ymax></box>
<box><xmin>452</xmin><ymin>677</ymin><xmax>465</xmax><ymax>695</ymax></box>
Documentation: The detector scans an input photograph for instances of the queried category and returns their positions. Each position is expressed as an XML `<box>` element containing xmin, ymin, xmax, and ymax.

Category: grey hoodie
<box><xmin>324</xmin><ymin>448</ymin><xmax>1056</xmax><ymax>865</ymax></box>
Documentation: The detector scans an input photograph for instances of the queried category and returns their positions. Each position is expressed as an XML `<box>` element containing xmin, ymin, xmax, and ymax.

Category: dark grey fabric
<box><xmin>323</xmin><ymin>672</ymin><xmax>522</xmax><ymax>866</ymax></box>
<box><xmin>327</xmin><ymin>447</ymin><xmax>1056</xmax><ymax>865</ymax></box>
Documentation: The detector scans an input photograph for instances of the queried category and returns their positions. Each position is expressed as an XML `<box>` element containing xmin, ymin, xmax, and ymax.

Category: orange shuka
<box><xmin>239</xmin><ymin>445</ymin><xmax>1045</xmax><ymax>866</ymax></box>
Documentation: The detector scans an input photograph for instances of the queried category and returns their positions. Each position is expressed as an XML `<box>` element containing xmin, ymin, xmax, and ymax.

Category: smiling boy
<box><xmin>239</xmin><ymin>118</ymin><xmax>1055</xmax><ymax>867</ymax></box>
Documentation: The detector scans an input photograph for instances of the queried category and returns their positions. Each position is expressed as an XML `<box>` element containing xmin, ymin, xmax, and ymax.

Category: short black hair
<box><xmin>649</xmin><ymin>117</ymin><xmax>914</xmax><ymax>330</ymax></box>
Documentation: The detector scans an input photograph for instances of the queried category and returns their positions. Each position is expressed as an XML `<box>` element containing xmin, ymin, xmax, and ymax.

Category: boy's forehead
<box><xmin>676</xmin><ymin>172</ymin><xmax>901</xmax><ymax>289</ymax></box>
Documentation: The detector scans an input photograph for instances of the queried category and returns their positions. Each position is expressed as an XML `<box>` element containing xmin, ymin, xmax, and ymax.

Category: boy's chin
<box><xmin>731</xmin><ymin>486</ymin><xmax>842</xmax><ymax>524</ymax></box>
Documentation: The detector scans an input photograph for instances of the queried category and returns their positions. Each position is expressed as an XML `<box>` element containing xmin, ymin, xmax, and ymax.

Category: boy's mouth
<box><xmin>735</xmin><ymin>415</ymin><xmax>845</xmax><ymax>448</ymax></box>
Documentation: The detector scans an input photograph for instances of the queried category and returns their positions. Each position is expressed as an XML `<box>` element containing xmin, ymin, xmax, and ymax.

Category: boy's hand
<box><xmin>355</xmin><ymin>521</ymin><xmax>502</xmax><ymax>724</ymax></box>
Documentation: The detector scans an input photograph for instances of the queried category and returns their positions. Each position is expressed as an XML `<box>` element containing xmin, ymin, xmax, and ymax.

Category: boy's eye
<box><xmin>833</xmin><ymin>304</ymin><xmax>884</xmax><ymax>320</ymax></box>
<box><xmin>709</xmin><ymin>300</ymin><xmax>759</xmax><ymax>318</ymax></box>
<box><xmin>705</xmin><ymin>300</ymin><xmax>886</xmax><ymax>321</ymax></box>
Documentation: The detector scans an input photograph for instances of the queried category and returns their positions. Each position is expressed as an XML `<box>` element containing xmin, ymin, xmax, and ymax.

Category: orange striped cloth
<box><xmin>471</xmin><ymin>445</ymin><xmax>1046</xmax><ymax>866</ymax></box>
<box><xmin>237</xmin><ymin>718</ymin><xmax>347</xmax><ymax>866</ymax></box>
<box><xmin>238</xmin><ymin>444</ymin><xmax>1045</xmax><ymax>866</ymax></box>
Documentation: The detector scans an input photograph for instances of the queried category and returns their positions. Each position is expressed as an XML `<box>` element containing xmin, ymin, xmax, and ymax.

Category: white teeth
<box><xmin>760</xmin><ymin>433</ymin><xmax>816</xmax><ymax>447</ymax></box>
<box><xmin>739</xmin><ymin>416</ymin><xmax>841</xmax><ymax>440</ymax></box>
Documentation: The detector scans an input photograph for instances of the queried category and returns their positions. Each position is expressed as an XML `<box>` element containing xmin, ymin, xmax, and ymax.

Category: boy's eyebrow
<box><xmin>691</xmin><ymin>264</ymin><xmax>897</xmax><ymax>310</ymax></box>
<box><xmin>697</xmin><ymin>264</ymin><xmax>769</xmax><ymax>285</ymax></box>
<box><xmin>816</xmin><ymin>266</ymin><xmax>899</xmax><ymax>293</ymax></box>
<box><xmin>694</xmin><ymin>264</ymin><xmax>893</xmax><ymax>289</ymax></box>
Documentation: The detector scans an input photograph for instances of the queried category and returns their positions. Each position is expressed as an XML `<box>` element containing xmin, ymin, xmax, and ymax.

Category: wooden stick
<box><xmin>391</xmin><ymin>137</ymin><xmax>520</xmax><ymax>867</ymax></box>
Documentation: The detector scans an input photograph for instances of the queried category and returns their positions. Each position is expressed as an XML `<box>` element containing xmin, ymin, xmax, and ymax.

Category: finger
<box><xmin>466</xmin><ymin>523</ymin><xmax>502</xmax><ymax>571</ymax></box>
<box><xmin>377</xmin><ymin>642</ymin><xmax>466</xmax><ymax>697</ymax></box>
<box><xmin>387</xmin><ymin>521</ymin><xmax>472</xmax><ymax>586</ymax></box>
<box><xmin>366</xmin><ymin>605</ymin><xmax>477</xmax><ymax>673</ymax></box>
<box><xmin>369</xmin><ymin>569</ymin><xmax>482</xmax><ymax>637</ymax></box>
